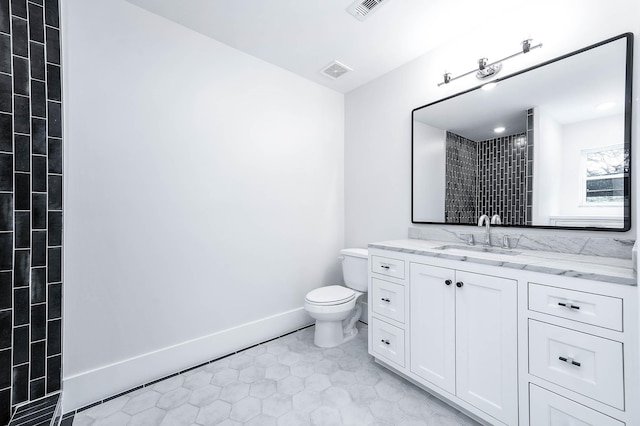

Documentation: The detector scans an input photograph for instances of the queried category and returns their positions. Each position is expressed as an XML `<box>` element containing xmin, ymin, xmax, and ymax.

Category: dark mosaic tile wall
<box><xmin>0</xmin><ymin>0</ymin><xmax>63</xmax><ymax>423</ymax></box>
<box><xmin>445</xmin><ymin>131</ymin><xmax>477</xmax><ymax>223</ymax></box>
<box><xmin>477</xmin><ymin>133</ymin><xmax>529</xmax><ymax>225</ymax></box>
<box><xmin>526</xmin><ymin>108</ymin><xmax>534</xmax><ymax>225</ymax></box>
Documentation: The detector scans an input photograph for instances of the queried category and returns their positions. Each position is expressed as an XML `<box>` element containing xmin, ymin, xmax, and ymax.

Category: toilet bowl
<box><xmin>304</xmin><ymin>248</ymin><xmax>368</xmax><ymax>348</ymax></box>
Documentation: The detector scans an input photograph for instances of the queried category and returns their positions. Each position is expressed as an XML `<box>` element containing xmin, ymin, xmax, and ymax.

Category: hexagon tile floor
<box><xmin>71</xmin><ymin>323</ymin><xmax>480</xmax><ymax>425</ymax></box>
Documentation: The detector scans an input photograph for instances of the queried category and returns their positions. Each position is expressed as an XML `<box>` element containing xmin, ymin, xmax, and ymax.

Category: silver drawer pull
<box><xmin>558</xmin><ymin>302</ymin><xmax>580</xmax><ymax>310</ymax></box>
<box><xmin>381</xmin><ymin>339</ymin><xmax>390</xmax><ymax>345</ymax></box>
<box><xmin>559</xmin><ymin>356</ymin><xmax>581</xmax><ymax>367</ymax></box>
<box><xmin>380</xmin><ymin>298</ymin><xmax>391</xmax><ymax>303</ymax></box>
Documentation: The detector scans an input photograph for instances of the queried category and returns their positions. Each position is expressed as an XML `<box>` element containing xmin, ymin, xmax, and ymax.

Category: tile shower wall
<box><xmin>526</xmin><ymin>108</ymin><xmax>534</xmax><ymax>226</ymax></box>
<box><xmin>477</xmin><ymin>133</ymin><xmax>529</xmax><ymax>225</ymax></box>
<box><xmin>445</xmin><ymin>132</ymin><xmax>477</xmax><ymax>223</ymax></box>
<box><xmin>0</xmin><ymin>0</ymin><xmax>63</xmax><ymax>423</ymax></box>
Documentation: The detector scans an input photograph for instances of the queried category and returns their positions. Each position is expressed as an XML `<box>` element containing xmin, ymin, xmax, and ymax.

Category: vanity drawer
<box><xmin>371</xmin><ymin>278</ymin><xmax>405</xmax><ymax>323</ymax></box>
<box><xmin>529</xmin><ymin>283</ymin><xmax>622</xmax><ymax>331</ymax></box>
<box><xmin>371</xmin><ymin>317</ymin><xmax>405</xmax><ymax>368</ymax></box>
<box><xmin>371</xmin><ymin>255</ymin><xmax>405</xmax><ymax>280</ymax></box>
<box><xmin>530</xmin><ymin>384</ymin><xmax>624</xmax><ymax>426</ymax></box>
<box><xmin>529</xmin><ymin>320</ymin><xmax>624</xmax><ymax>409</ymax></box>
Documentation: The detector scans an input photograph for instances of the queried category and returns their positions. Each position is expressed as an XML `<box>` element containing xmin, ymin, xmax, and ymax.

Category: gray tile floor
<box><xmin>72</xmin><ymin>323</ymin><xmax>479</xmax><ymax>425</ymax></box>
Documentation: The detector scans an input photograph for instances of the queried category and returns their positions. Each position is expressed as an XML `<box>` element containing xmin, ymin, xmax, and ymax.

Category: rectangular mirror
<box><xmin>412</xmin><ymin>33</ymin><xmax>633</xmax><ymax>231</ymax></box>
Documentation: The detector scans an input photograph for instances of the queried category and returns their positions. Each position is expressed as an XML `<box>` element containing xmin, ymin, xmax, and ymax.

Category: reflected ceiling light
<box><xmin>494</xmin><ymin>127</ymin><xmax>506</xmax><ymax>133</ymax></box>
<box><xmin>596</xmin><ymin>102</ymin><xmax>616</xmax><ymax>110</ymax></box>
<box><xmin>481</xmin><ymin>82</ymin><xmax>498</xmax><ymax>91</ymax></box>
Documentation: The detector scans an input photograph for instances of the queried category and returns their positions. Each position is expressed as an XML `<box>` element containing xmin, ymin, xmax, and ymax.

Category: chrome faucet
<box><xmin>478</xmin><ymin>214</ymin><xmax>491</xmax><ymax>247</ymax></box>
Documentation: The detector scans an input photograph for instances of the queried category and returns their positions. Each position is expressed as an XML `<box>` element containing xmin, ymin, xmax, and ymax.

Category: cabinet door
<box><xmin>455</xmin><ymin>271</ymin><xmax>518</xmax><ymax>425</ymax></box>
<box><xmin>409</xmin><ymin>263</ymin><xmax>456</xmax><ymax>394</ymax></box>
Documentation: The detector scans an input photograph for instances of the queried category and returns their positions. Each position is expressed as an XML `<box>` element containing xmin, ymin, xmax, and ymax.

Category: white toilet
<box><xmin>304</xmin><ymin>248</ymin><xmax>368</xmax><ymax>348</ymax></box>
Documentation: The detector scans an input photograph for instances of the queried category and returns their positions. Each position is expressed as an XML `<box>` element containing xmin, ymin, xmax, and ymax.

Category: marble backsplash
<box><xmin>408</xmin><ymin>227</ymin><xmax>635</xmax><ymax>260</ymax></box>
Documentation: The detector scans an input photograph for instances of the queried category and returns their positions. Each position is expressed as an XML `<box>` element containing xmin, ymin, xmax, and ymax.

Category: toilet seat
<box><xmin>305</xmin><ymin>285</ymin><xmax>355</xmax><ymax>306</ymax></box>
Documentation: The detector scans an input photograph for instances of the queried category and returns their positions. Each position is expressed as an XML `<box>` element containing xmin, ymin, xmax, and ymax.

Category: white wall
<box><xmin>345</xmin><ymin>0</ymin><xmax>640</xmax><ymax>247</ymax></box>
<box><xmin>533</xmin><ymin>107</ymin><xmax>563</xmax><ymax>225</ymax></box>
<box><xmin>62</xmin><ymin>0</ymin><xmax>344</xmax><ymax>410</ymax></box>
<box><xmin>412</xmin><ymin>122</ymin><xmax>446</xmax><ymax>222</ymax></box>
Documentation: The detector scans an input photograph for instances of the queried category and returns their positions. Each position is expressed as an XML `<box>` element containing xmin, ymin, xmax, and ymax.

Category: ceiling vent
<box><xmin>321</xmin><ymin>61</ymin><xmax>352</xmax><ymax>80</ymax></box>
<box><xmin>346</xmin><ymin>0</ymin><xmax>388</xmax><ymax>21</ymax></box>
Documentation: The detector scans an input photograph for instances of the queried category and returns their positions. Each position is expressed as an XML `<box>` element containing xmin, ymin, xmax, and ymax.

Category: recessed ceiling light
<box><xmin>481</xmin><ymin>82</ymin><xmax>498</xmax><ymax>91</ymax></box>
<box><xmin>494</xmin><ymin>127</ymin><xmax>506</xmax><ymax>133</ymax></box>
<box><xmin>596</xmin><ymin>102</ymin><xmax>615</xmax><ymax>110</ymax></box>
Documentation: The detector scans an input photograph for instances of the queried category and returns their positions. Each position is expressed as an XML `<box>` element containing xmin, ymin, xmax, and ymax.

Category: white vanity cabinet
<box><xmin>367</xmin><ymin>243</ymin><xmax>639</xmax><ymax>426</ymax></box>
<box><xmin>522</xmin><ymin>279</ymin><xmax>638</xmax><ymax>426</ymax></box>
<box><xmin>410</xmin><ymin>264</ymin><xmax>518</xmax><ymax>425</ymax></box>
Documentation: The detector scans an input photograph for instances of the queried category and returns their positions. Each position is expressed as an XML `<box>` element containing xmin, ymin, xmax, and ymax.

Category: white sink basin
<box><xmin>433</xmin><ymin>244</ymin><xmax>522</xmax><ymax>256</ymax></box>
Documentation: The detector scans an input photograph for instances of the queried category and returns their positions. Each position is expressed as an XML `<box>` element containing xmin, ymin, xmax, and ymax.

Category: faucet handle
<box><xmin>460</xmin><ymin>234</ymin><xmax>475</xmax><ymax>246</ymax></box>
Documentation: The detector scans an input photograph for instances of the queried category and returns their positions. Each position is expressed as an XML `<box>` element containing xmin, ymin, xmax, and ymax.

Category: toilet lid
<box><xmin>305</xmin><ymin>285</ymin><xmax>356</xmax><ymax>306</ymax></box>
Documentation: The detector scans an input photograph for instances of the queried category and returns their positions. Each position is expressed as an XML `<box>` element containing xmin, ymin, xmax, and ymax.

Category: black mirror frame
<box><xmin>411</xmin><ymin>33</ymin><xmax>634</xmax><ymax>232</ymax></box>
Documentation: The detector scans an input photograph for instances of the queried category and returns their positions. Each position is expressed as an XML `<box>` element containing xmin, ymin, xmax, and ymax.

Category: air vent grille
<box><xmin>347</xmin><ymin>0</ymin><xmax>388</xmax><ymax>21</ymax></box>
<box><xmin>321</xmin><ymin>61</ymin><xmax>352</xmax><ymax>79</ymax></box>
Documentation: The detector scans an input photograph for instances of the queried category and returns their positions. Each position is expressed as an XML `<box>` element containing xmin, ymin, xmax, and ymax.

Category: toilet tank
<box><xmin>340</xmin><ymin>248</ymin><xmax>368</xmax><ymax>292</ymax></box>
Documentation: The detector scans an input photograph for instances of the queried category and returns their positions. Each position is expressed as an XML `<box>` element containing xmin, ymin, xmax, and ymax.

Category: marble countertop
<box><xmin>369</xmin><ymin>239</ymin><xmax>637</xmax><ymax>286</ymax></box>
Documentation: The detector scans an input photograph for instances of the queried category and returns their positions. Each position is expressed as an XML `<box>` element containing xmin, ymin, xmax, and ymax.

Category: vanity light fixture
<box><xmin>596</xmin><ymin>101</ymin><xmax>616</xmax><ymax>110</ymax></box>
<box><xmin>494</xmin><ymin>126</ymin><xmax>506</xmax><ymax>133</ymax></box>
<box><xmin>438</xmin><ymin>39</ymin><xmax>543</xmax><ymax>87</ymax></box>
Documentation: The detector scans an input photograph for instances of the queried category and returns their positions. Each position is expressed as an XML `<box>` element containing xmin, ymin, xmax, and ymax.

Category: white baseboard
<box><xmin>63</xmin><ymin>307</ymin><xmax>313</xmax><ymax>412</ymax></box>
